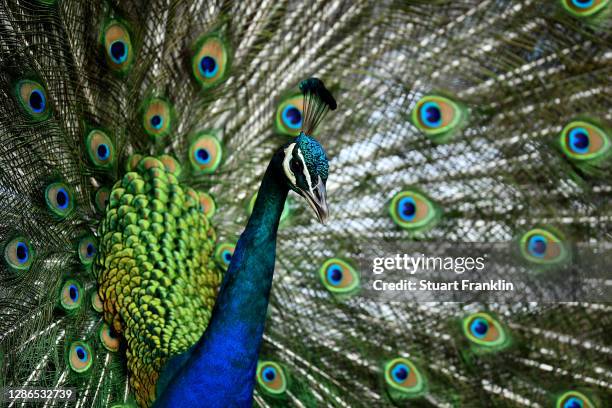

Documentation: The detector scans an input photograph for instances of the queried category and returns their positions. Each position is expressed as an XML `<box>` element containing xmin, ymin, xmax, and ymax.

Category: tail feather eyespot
<box><xmin>102</xmin><ymin>21</ymin><xmax>133</xmax><ymax>72</ymax></box>
<box><xmin>45</xmin><ymin>182</ymin><xmax>75</xmax><ymax>218</ymax></box>
<box><xmin>3</xmin><ymin>237</ymin><xmax>34</xmax><ymax>272</ymax></box>
<box><xmin>384</xmin><ymin>357</ymin><xmax>427</xmax><ymax>399</ymax></box>
<box><xmin>16</xmin><ymin>80</ymin><xmax>49</xmax><ymax>120</ymax></box>
<box><xmin>256</xmin><ymin>361</ymin><xmax>287</xmax><ymax>396</ymax></box>
<box><xmin>192</xmin><ymin>34</ymin><xmax>231</xmax><ymax>89</ymax></box>
<box><xmin>275</xmin><ymin>93</ymin><xmax>304</xmax><ymax>136</ymax></box>
<box><xmin>60</xmin><ymin>279</ymin><xmax>83</xmax><ymax>311</ymax></box>
<box><xmin>561</xmin><ymin>0</ymin><xmax>610</xmax><ymax>17</ymax></box>
<box><xmin>68</xmin><ymin>341</ymin><xmax>93</xmax><ymax>373</ymax></box>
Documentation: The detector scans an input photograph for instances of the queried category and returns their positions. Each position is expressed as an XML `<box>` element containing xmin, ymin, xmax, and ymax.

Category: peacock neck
<box><xmin>155</xmin><ymin>158</ymin><xmax>288</xmax><ymax>407</ymax></box>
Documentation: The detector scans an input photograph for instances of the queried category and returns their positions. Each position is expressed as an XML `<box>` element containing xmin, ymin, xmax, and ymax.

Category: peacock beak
<box><xmin>303</xmin><ymin>181</ymin><xmax>328</xmax><ymax>225</ymax></box>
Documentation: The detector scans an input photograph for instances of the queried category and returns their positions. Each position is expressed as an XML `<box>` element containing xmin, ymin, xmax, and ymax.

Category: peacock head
<box><xmin>280</xmin><ymin>132</ymin><xmax>329</xmax><ymax>224</ymax></box>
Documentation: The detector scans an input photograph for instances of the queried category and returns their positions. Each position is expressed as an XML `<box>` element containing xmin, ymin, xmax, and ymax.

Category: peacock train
<box><xmin>0</xmin><ymin>0</ymin><xmax>611</xmax><ymax>407</ymax></box>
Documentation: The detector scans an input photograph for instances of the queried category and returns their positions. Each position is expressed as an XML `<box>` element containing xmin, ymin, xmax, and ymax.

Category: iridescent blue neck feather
<box><xmin>155</xmin><ymin>153</ymin><xmax>288</xmax><ymax>407</ymax></box>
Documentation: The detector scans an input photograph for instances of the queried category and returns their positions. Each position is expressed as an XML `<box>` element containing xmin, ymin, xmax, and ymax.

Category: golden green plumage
<box><xmin>96</xmin><ymin>156</ymin><xmax>221</xmax><ymax>406</ymax></box>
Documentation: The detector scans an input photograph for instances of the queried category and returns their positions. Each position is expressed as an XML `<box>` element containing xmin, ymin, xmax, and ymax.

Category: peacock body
<box><xmin>0</xmin><ymin>0</ymin><xmax>611</xmax><ymax>407</ymax></box>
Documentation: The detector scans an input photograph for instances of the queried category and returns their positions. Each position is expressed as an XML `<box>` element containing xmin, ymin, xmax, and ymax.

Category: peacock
<box><xmin>0</xmin><ymin>0</ymin><xmax>611</xmax><ymax>407</ymax></box>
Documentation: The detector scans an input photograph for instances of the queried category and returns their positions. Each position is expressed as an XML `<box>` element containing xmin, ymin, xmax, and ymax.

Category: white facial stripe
<box><xmin>296</xmin><ymin>149</ymin><xmax>313</xmax><ymax>191</ymax></box>
<box><xmin>283</xmin><ymin>143</ymin><xmax>297</xmax><ymax>186</ymax></box>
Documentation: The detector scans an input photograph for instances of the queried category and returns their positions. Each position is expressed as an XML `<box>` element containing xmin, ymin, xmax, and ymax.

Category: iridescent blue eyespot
<box><xmin>282</xmin><ymin>105</ymin><xmax>302</xmax><ymax>130</ymax></box>
<box><xmin>189</xmin><ymin>133</ymin><xmax>222</xmax><ymax>174</ymax></box>
<box><xmin>192</xmin><ymin>34</ymin><xmax>230</xmax><ymax>89</ymax></box>
<box><xmin>256</xmin><ymin>361</ymin><xmax>287</xmax><ymax>395</ymax></box>
<box><xmin>215</xmin><ymin>243</ymin><xmax>235</xmax><ymax>269</ymax></box>
<box><xmin>150</xmin><ymin>115</ymin><xmax>163</xmax><ymax>130</ymax></box>
<box><xmin>109</xmin><ymin>40</ymin><xmax>128</xmax><ymax>64</ymax></box>
<box><xmin>97</xmin><ymin>144</ymin><xmax>110</xmax><ymax>160</ymax></box>
<box><xmin>384</xmin><ymin>358</ymin><xmax>427</xmax><ymax>399</ymax></box>
<box><xmin>199</xmin><ymin>56</ymin><xmax>219</xmax><ymax>78</ymax></box>
<box><xmin>561</xmin><ymin>0</ymin><xmax>609</xmax><ymax>17</ymax></box>
<box><xmin>68</xmin><ymin>341</ymin><xmax>92</xmax><ymax>372</ymax></box>
<box><xmin>520</xmin><ymin>228</ymin><xmax>569</xmax><ymax>265</ymax></box>
<box><xmin>45</xmin><ymin>182</ymin><xmax>74</xmax><ymax>218</ymax></box>
<box><xmin>470</xmin><ymin>318</ymin><xmax>489</xmax><ymax>338</ymax></box>
<box><xmin>326</xmin><ymin>265</ymin><xmax>343</xmax><ymax>286</ymax></box>
<box><xmin>4</xmin><ymin>237</ymin><xmax>34</xmax><ymax>271</ymax></box>
<box><xmin>320</xmin><ymin>258</ymin><xmax>360</xmax><ymax>295</ymax></box>
<box><xmin>391</xmin><ymin>363</ymin><xmax>410</xmax><ymax>383</ymax></box>
<box><xmin>29</xmin><ymin>89</ymin><xmax>46</xmax><ymax>113</ymax></box>
<box><xmin>60</xmin><ymin>279</ymin><xmax>82</xmax><ymax>310</ymax></box>
<box><xmin>17</xmin><ymin>80</ymin><xmax>50</xmax><ymax>120</ymax></box>
<box><xmin>463</xmin><ymin>313</ymin><xmax>510</xmax><ymax>351</ymax></box>
<box><xmin>78</xmin><ymin>236</ymin><xmax>96</xmax><ymax>265</ymax></box>
<box><xmin>262</xmin><ymin>367</ymin><xmax>277</xmax><ymax>382</ymax></box>
<box><xmin>390</xmin><ymin>190</ymin><xmax>439</xmax><ymax>231</ymax></box>
<box><xmin>568</xmin><ymin>127</ymin><xmax>590</xmax><ymax>154</ymax></box>
<box><xmin>55</xmin><ymin>188</ymin><xmax>69</xmax><ymax>210</ymax></box>
<box><xmin>16</xmin><ymin>242</ymin><xmax>29</xmax><ymax>263</ymax></box>
<box><xmin>572</xmin><ymin>0</ymin><xmax>594</xmax><ymax>8</ymax></box>
<box><xmin>420</xmin><ymin>101</ymin><xmax>442</xmax><ymax>127</ymax></box>
<box><xmin>564</xmin><ymin>397</ymin><xmax>583</xmax><ymax>408</ymax></box>
<box><xmin>69</xmin><ymin>284</ymin><xmax>79</xmax><ymax>302</ymax></box>
<box><xmin>556</xmin><ymin>391</ymin><xmax>595</xmax><ymax>408</ymax></box>
<box><xmin>103</xmin><ymin>22</ymin><xmax>132</xmax><ymax>72</ymax></box>
<box><xmin>527</xmin><ymin>235</ymin><xmax>547</xmax><ymax>257</ymax></box>
<box><xmin>398</xmin><ymin>197</ymin><xmax>417</xmax><ymax>222</ymax></box>
<box><xmin>195</xmin><ymin>148</ymin><xmax>211</xmax><ymax>164</ymax></box>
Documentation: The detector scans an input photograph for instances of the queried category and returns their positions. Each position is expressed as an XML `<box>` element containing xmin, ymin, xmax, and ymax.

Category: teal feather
<box><xmin>1</xmin><ymin>1</ymin><xmax>611</xmax><ymax>407</ymax></box>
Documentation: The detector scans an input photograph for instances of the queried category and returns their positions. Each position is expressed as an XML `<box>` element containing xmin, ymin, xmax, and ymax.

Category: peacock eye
<box><xmin>60</xmin><ymin>279</ymin><xmax>82</xmax><ymax>311</ymax></box>
<box><xmin>384</xmin><ymin>357</ymin><xmax>427</xmax><ymax>399</ymax></box>
<box><xmin>411</xmin><ymin>95</ymin><xmax>465</xmax><ymax>141</ymax></box>
<box><xmin>559</xmin><ymin>121</ymin><xmax>609</xmax><ymax>162</ymax></box>
<box><xmin>462</xmin><ymin>312</ymin><xmax>510</xmax><ymax>350</ymax></box>
<box><xmin>45</xmin><ymin>182</ymin><xmax>75</xmax><ymax>218</ymax></box>
<box><xmin>256</xmin><ymin>361</ymin><xmax>287</xmax><ymax>395</ymax></box>
<box><xmin>102</xmin><ymin>21</ymin><xmax>133</xmax><ymax>72</ymax></box>
<box><xmin>142</xmin><ymin>98</ymin><xmax>173</xmax><ymax>139</ymax></box>
<box><xmin>78</xmin><ymin>236</ymin><xmax>97</xmax><ymax>265</ymax></box>
<box><xmin>99</xmin><ymin>322</ymin><xmax>120</xmax><ymax>352</ymax></box>
<box><xmin>561</xmin><ymin>0</ymin><xmax>609</xmax><ymax>17</ymax></box>
<box><xmin>275</xmin><ymin>93</ymin><xmax>304</xmax><ymax>136</ymax></box>
<box><xmin>192</xmin><ymin>34</ymin><xmax>231</xmax><ymax>89</ymax></box>
<box><xmin>556</xmin><ymin>391</ymin><xmax>595</xmax><ymax>408</ymax></box>
<box><xmin>68</xmin><ymin>341</ymin><xmax>93</xmax><ymax>373</ymax></box>
<box><xmin>215</xmin><ymin>242</ymin><xmax>235</xmax><ymax>269</ymax></box>
<box><xmin>86</xmin><ymin>130</ymin><xmax>115</xmax><ymax>169</ymax></box>
<box><xmin>319</xmin><ymin>258</ymin><xmax>360</xmax><ymax>295</ymax></box>
<box><xmin>91</xmin><ymin>291</ymin><xmax>104</xmax><ymax>313</ymax></box>
<box><xmin>389</xmin><ymin>190</ymin><xmax>439</xmax><ymax>232</ymax></box>
<box><xmin>3</xmin><ymin>236</ymin><xmax>34</xmax><ymax>271</ymax></box>
<box><xmin>520</xmin><ymin>228</ymin><xmax>569</xmax><ymax>265</ymax></box>
<box><xmin>94</xmin><ymin>187</ymin><xmax>110</xmax><ymax>213</ymax></box>
<box><xmin>188</xmin><ymin>133</ymin><xmax>223</xmax><ymax>174</ymax></box>
<box><xmin>283</xmin><ymin>106</ymin><xmax>302</xmax><ymax>129</ymax></box>
<box><xmin>16</xmin><ymin>80</ymin><xmax>49</xmax><ymax>120</ymax></box>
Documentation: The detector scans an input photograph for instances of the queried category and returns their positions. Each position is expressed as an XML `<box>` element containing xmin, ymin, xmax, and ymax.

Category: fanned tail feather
<box><xmin>1</xmin><ymin>0</ymin><xmax>611</xmax><ymax>407</ymax></box>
